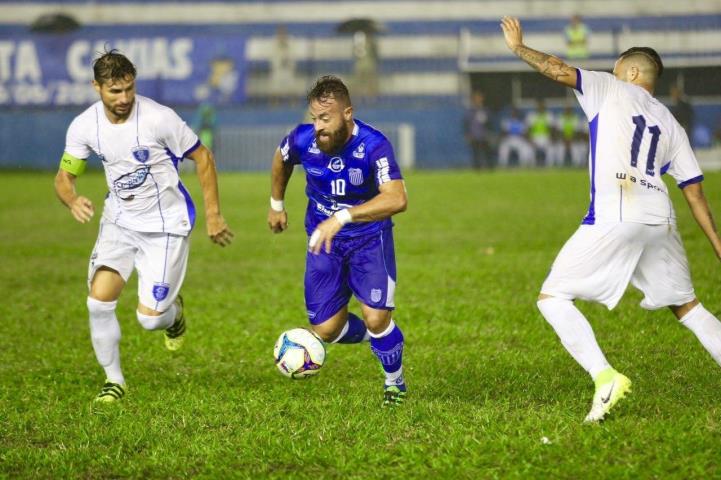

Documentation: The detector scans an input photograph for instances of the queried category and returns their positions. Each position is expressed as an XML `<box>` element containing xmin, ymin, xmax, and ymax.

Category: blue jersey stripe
<box><xmin>582</xmin><ymin>114</ymin><xmax>599</xmax><ymax>225</ymax></box>
<box><xmin>574</xmin><ymin>68</ymin><xmax>583</xmax><ymax>94</ymax></box>
<box><xmin>678</xmin><ymin>175</ymin><xmax>704</xmax><ymax>189</ymax></box>
<box><xmin>178</xmin><ymin>181</ymin><xmax>196</xmax><ymax>230</ymax></box>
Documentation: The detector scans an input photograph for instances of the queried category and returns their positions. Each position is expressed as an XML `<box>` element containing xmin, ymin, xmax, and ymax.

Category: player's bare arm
<box><xmin>54</xmin><ymin>169</ymin><xmax>95</xmax><ymax>223</ymax></box>
<box><xmin>681</xmin><ymin>182</ymin><xmax>721</xmax><ymax>260</ymax></box>
<box><xmin>187</xmin><ymin>144</ymin><xmax>234</xmax><ymax>247</ymax></box>
<box><xmin>501</xmin><ymin>16</ymin><xmax>577</xmax><ymax>89</ymax></box>
<box><xmin>309</xmin><ymin>179</ymin><xmax>407</xmax><ymax>255</ymax></box>
<box><xmin>268</xmin><ymin>147</ymin><xmax>294</xmax><ymax>234</ymax></box>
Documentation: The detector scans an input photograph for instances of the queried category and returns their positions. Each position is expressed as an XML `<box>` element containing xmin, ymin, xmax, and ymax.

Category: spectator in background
<box><xmin>564</xmin><ymin>14</ymin><xmax>590</xmax><ymax>60</ymax></box>
<box><xmin>464</xmin><ymin>90</ymin><xmax>494</xmax><ymax>169</ymax></box>
<box><xmin>498</xmin><ymin>107</ymin><xmax>534</xmax><ymax>167</ymax></box>
<box><xmin>670</xmin><ymin>84</ymin><xmax>694</xmax><ymax>139</ymax></box>
<box><xmin>352</xmin><ymin>30</ymin><xmax>379</xmax><ymax>100</ymax></box>
<box><xmin>557</xmin><ymin>105</ymin><xmax>588</xmax><ymax>167</ymax></box>
<box><xmin>713</xmin><ymin>120</ymin><xmax>721</xmax><ymax>146</ymax></box>
<box><xmin>526</xmin><ymin>99</ymin><xmax>558</xmax><ymax>166</ymax></box>
<box><xmin>193</xmin><ymin>103</ymin><xmax>217</xmax><ymax>151</ymax></box>
<box><xmin>269</xmin><ymin>25</ymin><xmax>295</xmax><ymax>104</ymax></box>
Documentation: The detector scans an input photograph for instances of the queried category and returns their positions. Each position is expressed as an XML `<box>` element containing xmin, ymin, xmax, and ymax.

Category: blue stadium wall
<box><xmin>0</xmin><ymin>102</ymin><xmax>470</xmax><ymax>170</ymax></box>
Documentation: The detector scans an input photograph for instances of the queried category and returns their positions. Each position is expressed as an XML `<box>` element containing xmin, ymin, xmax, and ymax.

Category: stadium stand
<box><xmin>2</xmin><ymin>0</ymin><xmax>721</xmax><ymax>169</ymax></box>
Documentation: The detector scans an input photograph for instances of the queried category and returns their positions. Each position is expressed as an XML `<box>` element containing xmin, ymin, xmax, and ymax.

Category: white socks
<box><xmin>537</xmin><ymin>297</ymin><xmax>610</xmax><ymax>379</ymax></box>
<box><xmin>87</xmin><ymin>297</ymin><xmax>124</xmax><ymax>385</ymax></box>
<box><xmin>680</xmin><ymin>303</ymin><xmax>721</xmax><ymax>367</ymax></box>
<box><xmin>136</xmin><ymin>304</ymin><xmax>176</xmax><ymax>331</ymax></box>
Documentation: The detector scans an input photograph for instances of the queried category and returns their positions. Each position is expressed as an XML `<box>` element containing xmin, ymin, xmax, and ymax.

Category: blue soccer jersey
<box><xmin>279</xmin><ymin>120</ymin><xmax>403</xmax><ymax>238</ymax></box>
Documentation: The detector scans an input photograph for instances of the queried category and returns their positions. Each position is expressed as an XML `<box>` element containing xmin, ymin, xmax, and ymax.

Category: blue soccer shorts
<box><xmin>305</xmin><ymin>227</ymin><xmax>397</xmax><ymax>325</ymax></box>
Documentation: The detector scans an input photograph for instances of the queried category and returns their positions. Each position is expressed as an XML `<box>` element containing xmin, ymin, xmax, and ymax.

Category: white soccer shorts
<box><xmin>88</xmin><ymin>220</ymin><xmax>189</xmax><ymax>312</ymax></box>
<box><xmin>541</xmin><ymin>222</ymin><xmax>695</xmax><ymax>310</ymax></box>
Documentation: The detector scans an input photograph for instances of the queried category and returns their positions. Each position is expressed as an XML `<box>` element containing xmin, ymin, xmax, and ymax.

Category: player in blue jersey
<box><xmin>267</xmin><ymin>76</ymin><xmax>409</xmax><ymax>406</ymax></box>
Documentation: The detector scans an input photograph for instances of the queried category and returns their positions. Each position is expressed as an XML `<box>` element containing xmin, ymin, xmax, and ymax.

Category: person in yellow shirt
<box><xmin>564</xmin><ymin>15</ymin><xmax>590</xmax><ymax>60</ymax></box>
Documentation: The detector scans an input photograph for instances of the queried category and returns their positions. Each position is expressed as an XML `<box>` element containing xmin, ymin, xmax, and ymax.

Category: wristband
<box><xmin>270</xmin><ymin>197</ymin><xmax>285</xmax><ymax>212</ymax></box>
<box><xmin>334</xmin><ymin>209</ymin><xmax>352</xmax><ymax>226</ymax></box>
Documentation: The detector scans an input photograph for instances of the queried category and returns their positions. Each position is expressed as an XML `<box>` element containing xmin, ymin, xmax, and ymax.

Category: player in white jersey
<box><xmin>502</xmin><ymin>17</ymin><xmax>721</xmax><ymax>422</ymax></box>
<box><xmin>54</xmin><ymin>50</ymin><xmax>233</xmax><ymax>403</ymax></box>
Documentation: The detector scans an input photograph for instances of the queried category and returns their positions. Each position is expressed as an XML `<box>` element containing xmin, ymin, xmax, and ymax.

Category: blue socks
<box><xmin>332</xmin><ymin>313</ymin><xmax>369</xmax><ymax>344</ymax></box>
<box><xmin>369</xmin><ymin>320</ymin><xmax>405</xmax><ymax>390</ymax></box>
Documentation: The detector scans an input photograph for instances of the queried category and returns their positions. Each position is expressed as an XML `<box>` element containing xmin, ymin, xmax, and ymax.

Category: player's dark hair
<box><xmin>307</xmin><ymin>75</ymin><xmax>352</xmax><ymax>106</ymax></box>
<box><xmin>619</xmin><ymin>47</ymin><xmax>664</xmax><ymax>77</ymax></box>
<box><xmin>93</xmin><ymin>48</ymin><xmax>137</xmax><ymax>85</ymax></box>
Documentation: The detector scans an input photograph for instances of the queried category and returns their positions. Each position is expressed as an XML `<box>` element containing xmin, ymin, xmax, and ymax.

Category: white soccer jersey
<box><xmin>64</xmin><ymin>95</ymin><xmax>200</xmax><ymax>236</ymax></box>
<box><xmin>574</xmin><ymin>69</ymin><xmax>703</xmax><ymax>225</ymax></box>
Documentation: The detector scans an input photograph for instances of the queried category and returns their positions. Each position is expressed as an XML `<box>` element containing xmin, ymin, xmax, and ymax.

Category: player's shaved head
<box><xmin>307</xmin><ymin>75</ymin><xmax>352</xmax><ymax>107</ymax></box>
<box><xmin>617</xmin><ymin>47</ymin><xmax>663</xmax><ymax>80</ymax></box>
<box><xmin>93</xmin><ymin>48</ymin><xmax>137</xmax><ymax>85</ymax></box>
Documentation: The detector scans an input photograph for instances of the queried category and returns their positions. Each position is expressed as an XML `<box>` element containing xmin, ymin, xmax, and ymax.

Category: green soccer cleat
<box><xmin>382</xmin><ymin>385</ymin><xmax>407</xmax><ymax>408</ymax></box>
<box><xmin>164</xmin><ymin>295</ymin><xmax>186</xmax><ymax>351</ymax></box>
<box><xmin>94</xmin><ymin>380</ymin><xmax>126</xmax><ymax>403</ymax></box>
<box><xmin>584</xmin><ymin>368</ymin><xmax>632</xmax><ymax>423</ymax></box>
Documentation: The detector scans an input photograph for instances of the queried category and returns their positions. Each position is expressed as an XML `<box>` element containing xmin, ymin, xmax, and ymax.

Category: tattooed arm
<box><xmin>500</xmin><ymin>16</ymin><xmax>578</xmax><ymax>89</ymax></box>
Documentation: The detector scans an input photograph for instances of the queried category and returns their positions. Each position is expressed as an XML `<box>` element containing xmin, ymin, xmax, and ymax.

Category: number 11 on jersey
<box><xmin>630</xmin><ymin>115</ymin><xmax>661</xmax><ymax>176</ymax></box>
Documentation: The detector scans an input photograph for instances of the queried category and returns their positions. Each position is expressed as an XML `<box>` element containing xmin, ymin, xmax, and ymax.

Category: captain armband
<box><xmin>59</xmin><ymin>152</ymin><xmax>87</xmax><ymax>176</ymax></box>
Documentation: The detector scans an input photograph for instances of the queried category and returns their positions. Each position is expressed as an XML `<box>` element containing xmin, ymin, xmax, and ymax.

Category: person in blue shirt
<box><xmin>267</xmin><ymin>75</ymin><xmax>408</xmax><ymax>407</ymax></box>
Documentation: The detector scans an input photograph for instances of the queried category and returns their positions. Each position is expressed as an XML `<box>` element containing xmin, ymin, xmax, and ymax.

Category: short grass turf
<box><xmin>1</xmin><ymin>169</ymin><xmax>721</xmax><ymax>479</ymax></box>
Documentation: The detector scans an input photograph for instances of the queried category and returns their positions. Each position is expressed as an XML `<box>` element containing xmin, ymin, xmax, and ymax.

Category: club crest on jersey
<box><xmin>152</xmin><ymin>282</ymin><xmax>170</xmax><ymax>301</ymax></box>
<box><xmin>349</xmin><ymin>168</ymin><xmax>364</xmax><ymax>186</ymax></box>
<box><xmin>370</xmin><ymin>288</ymin><xmax>382</xmax><ymax>303</ymax></box>
<box><xmin>132</xmin><ymin>145</ymin><xmax>150</xmax><ymax>163</ymax></box>
<box><xmin>308</xmin><ymin>141</ymin><xmax>320</xmax><ymax>154</ymax></box>
<box><xmin>328</xmin><ymin>157</ymin><xmax>344</xmax><ymax>173</ymax></box>
<box><xmin>352</xmin><ymin>143</ymin><xmax>365</xmax><ymax>159</ymax></box>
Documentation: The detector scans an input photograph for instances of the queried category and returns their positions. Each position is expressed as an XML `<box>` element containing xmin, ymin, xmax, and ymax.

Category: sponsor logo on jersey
<box><xmin>306</xmin><ymin>167</ymin><xmax>324</xmax><ymax>177</ymax></box>
<box><xmin>328</xmin><ymin>157</ymin><xmax>344</xmax><ymax>173</ymax></box>
<box><xmin>113</xmin><ymin>166</ymin><xmax>150</xmax><ymax>191</ymax></box>
<box><xmin>352</xmin><ymin>143</ymin><xmax>365</xmax><ymax>159</ymax></box>
<box><xmin>308</xmin><ymin>141</ymin><xmax>320</xmax><ymax>154</ymax></box>
<box><xmin>132</xmin><ymin>145</ymin><xmax>151</xmax><ymax>163</ymax></box>
<box><xmin>349</xmin><ymin>168</ymin><xmax>364</xmax><ymax>186</ymax></box>
<box><xmin>615</xmin><ymin>172</ymin><xmax>665</xmax><ymax>192</ymax></box>
<box><xmin>316</xmin><ymin>202</ymin><xmax>336</xmax><ymax>216</ymax></box>
<box><xmin>370</xmin><ymin>288</ymin><xmax>382</xmax><ymax>303</ymax></box>
<box><xmin>152</xmin><ymin>282</ymin><xmax>170</xmax><ymax>301</ymax></box>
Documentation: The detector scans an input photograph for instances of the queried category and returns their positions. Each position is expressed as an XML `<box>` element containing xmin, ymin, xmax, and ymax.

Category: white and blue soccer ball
<box><xmin>273</xmin><ymin>328</ymin><xmax>326</xmax><ymax>379</ymax></box>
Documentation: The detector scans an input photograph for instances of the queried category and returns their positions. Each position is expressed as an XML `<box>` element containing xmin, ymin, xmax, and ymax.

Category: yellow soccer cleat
<box><xmin>94</xmin><ymin>380</ymin><xmax>126</xmax><ymax>403</ymax></box>
<box><xmin>164</xmin><ymin>295</ymin><xmax>186</xmax><ymax>351</ymax></box>
<box><xmin>584</xmin><ymin>368</ymin><xmax>632</xmax><ymax>423</ymax></box>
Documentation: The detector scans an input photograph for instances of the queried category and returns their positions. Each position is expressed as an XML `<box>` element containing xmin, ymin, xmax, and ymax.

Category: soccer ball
<box><xmin>273</xmin><ymin>328</ymin><xmax>326</xmax><ymax>379</ymax></box>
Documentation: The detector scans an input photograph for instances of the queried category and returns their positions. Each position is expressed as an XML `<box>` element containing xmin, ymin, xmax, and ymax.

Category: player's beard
<box><xmin>110</xmin><ymin>98</ymin><xmax>134</xmax><ymax>120</ymax></box>
<box><xmin>316</xmin><ymin>122</ymin><xmax>350</xmax><ymax>154</ymax></box>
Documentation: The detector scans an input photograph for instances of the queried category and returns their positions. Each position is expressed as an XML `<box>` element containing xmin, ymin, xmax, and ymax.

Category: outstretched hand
<box><xmin>500</xmin><ymin>16</ymin><xmax>524</xmax><ymax>52</ymax></box>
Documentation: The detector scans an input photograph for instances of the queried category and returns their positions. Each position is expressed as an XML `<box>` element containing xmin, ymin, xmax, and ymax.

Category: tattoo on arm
<box><xmin>514</xmin><ymin>45</ymin><xmax>576</xmax><ymax>85</ymax></box>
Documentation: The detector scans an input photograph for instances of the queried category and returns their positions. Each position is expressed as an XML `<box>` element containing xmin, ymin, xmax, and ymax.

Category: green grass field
<box><xmin>2</xmin><ymin>169</ymin><xmax>721</xmax><ymax>479</ymax></box>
